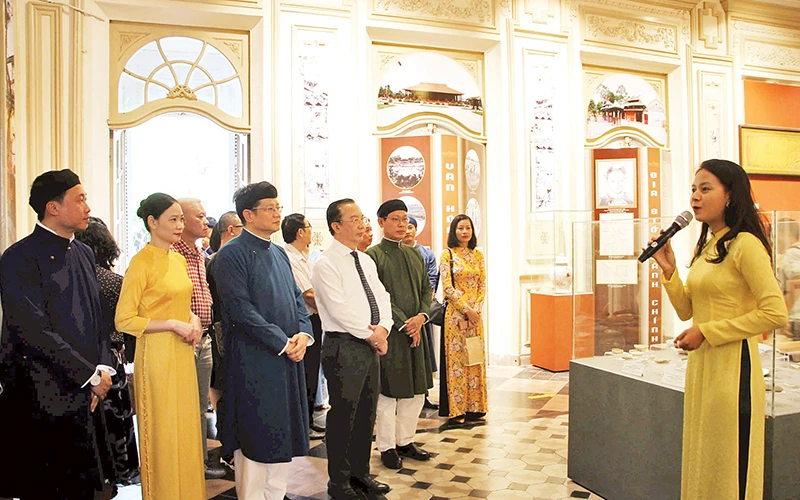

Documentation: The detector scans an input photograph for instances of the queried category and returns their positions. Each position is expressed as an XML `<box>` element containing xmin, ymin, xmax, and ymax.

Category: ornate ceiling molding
<box><xmin>584</xmin><ymin>13</ymin><xmax>678</xmax><ymax>54</ymax></box>
<box><xmin>744</xmin><ymin>41</ymin><xmax>800</xmax><ymax>72</ymax></box>
<box><xmin>731</xmin><ymin>20</ymin><xmax>800</xmax><ymax>64</ymax></box>
<box><xmin>567</xmin><ymin>0</ymin><xmax>690</xmax><ymax>44</ymax></box>
<box><xmin>372</xmin><ymin>0</ymin><xmax>496</xmax><ymax>29</ymax></box>
<box><xmin>695</xmin><ymin>1</ymin><xmax>725</xmax><ymax>51</ymax></box>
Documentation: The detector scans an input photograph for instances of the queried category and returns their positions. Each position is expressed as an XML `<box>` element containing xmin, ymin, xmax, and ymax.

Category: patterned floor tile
<box><xmin>519</xmin><ymin>452</ymin><xmax>564</xmax><ymax>466</ymax></box>
<box><xmin>486</xmin><ymin>489</ymin><xmax>533</xmax><ymax>499</ymax></box>
<box><xmin>503</xmin><ymin>469</ymin><xmax>549</xmax><ymax>485</ymax></box>
<box><xmin>426</xmin><ymin>481</ymin><xmax>474</xmax><ymax>498</ymax></box>
<box><xmin>495</xmin><ymin>379</ymin><xmax>568</xmax><ymax>395</ymax></box>
<box><xmin>465</xmin><ymin>476</ymin><xmax>512</xmax><ymax>491</ymax></box>
<box><xmin>540</xmin><ymin>463</ymin><xmax>567</xmax><ymax>478</ymax></box>
<box><xmin>485</xmin><ymin>458</ymin><xmax>527</xmax><ymax>471</ymax></box>
<box><xmin>195</xmin><ymin>365</ymin><xmax>606</xmax><ymax>500</ymax></box>
<box><xmin>525</xmin><ymin>482</ymin><xmax>571</xmax><ymax>499</ymax></box>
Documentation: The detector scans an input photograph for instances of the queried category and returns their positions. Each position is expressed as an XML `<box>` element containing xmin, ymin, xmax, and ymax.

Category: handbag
<box><xmin>429</xmin><ymin>249</ymin><xmax>455</xmax><ymax>327</ymax></box>
<box><xmin>429</xmin><ymin>298</ymin><xmax>446</xmax><ymax>327</ymax></box>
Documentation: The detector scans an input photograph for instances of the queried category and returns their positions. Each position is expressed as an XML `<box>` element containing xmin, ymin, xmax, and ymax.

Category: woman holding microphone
<box><xmin>646</xmin><ymin>159</ymin><xmax>787</xmax><ymax>500</ymax></box>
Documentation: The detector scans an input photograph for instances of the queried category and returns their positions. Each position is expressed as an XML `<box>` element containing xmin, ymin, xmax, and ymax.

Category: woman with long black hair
<box><xmin>645</xmin><ymin>159</ymin><xmax>787</xmax><ymax>499</ymax></box>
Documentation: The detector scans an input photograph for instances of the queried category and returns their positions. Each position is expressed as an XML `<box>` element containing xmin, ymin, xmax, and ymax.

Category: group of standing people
<box><xmin>0</xmin><ymin>168</ymin><xmax>490</xmax><ymax>500</ymax></box>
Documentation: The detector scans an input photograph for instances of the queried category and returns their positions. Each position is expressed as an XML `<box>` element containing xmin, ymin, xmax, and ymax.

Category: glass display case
<box><xmin>526</xmin><ymin>210</ymin><xmax>592</xmax><ymax>293</ymax></box>
<box><xmin>570</xmin><ymin>211</ymin><xmax>800</xmax><ymax>417</ymax></box>
<box><xmin>525</xmin><ymin>210</ymin><xmax>591</xmax><ymax>371</ymax></box>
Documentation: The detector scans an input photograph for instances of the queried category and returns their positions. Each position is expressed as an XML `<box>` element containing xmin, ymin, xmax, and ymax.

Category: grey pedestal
<box><xmin>568</xmin><ymin>357</ymin><xmax>800</xmax><ymax>500</ymax></box>
<box><xmin>567</xmin><ymin>359</ymin><xmax>683</xmax><ymax>500</ymax></box>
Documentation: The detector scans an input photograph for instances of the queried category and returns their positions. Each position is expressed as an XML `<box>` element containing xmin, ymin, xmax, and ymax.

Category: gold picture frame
<box><xmin>740</xmin><ymin>125</ymin><xmax>800</xmax><ymax>176</ymax></box>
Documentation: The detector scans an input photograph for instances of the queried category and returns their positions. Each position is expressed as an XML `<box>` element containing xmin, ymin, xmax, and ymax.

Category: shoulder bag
<box><xmin>429</xmin><ymin>249</ymin><xmax>454</xmax><ymax>327</ymax></box>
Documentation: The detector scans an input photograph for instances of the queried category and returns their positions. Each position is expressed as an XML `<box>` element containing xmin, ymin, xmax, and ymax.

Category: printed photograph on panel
<box><xmin>595</xmin><ymin>159</ymin><xmax>636</xmax><ymax>209</ymax></box>
<box><xmin>378</xmin><ymin>52</ymin><xmax>483</xmax><ymax>134</ymax></box>
<box><xmin>387</xmin><ymin>145</ymin><xmax>425</xmax><ymax>190</ymax></box>
<box><xmin>586</xmin><ymin>73</ymin><xmax>666</xmax><ymax>146</ymax></box>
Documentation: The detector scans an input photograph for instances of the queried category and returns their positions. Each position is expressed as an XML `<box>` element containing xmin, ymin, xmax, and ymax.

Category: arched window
<box><xmin>109</xmin><ymin>24</ymin><xmax>249</xmax><ymax>132</ymax></box>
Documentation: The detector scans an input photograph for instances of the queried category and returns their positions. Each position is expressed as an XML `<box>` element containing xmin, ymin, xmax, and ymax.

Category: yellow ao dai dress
<box><xmin>115</xmin><ymin>244</ymin><xmax>206</xmax><ymax>499</ymax></box>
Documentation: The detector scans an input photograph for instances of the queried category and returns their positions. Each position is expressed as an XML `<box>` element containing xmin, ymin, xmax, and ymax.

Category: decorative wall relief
<box><xmin>523</xmin><ymin>0</ymin><xmax>558</xmax><ymax>24</ymax></box>
<box><xmin>297</xmin><ymin>30</ymin><xmax>334</xmax><ymax>209</ymax></box>
<box><xmin>744</xmin><ymin>41</ymin><xmax>800</xmax><ymax>72</ymax></box>
<box><xmin>372</xmin><ymin>0</ymin><xmax>495</xmax><ymax>28</ymax></box>
<box><xmin>731</xmin><ymin>20</ymin><xmax>800</xmax><ymax>59</ymax></box>
<box><xmin>698</xmin><ymin>71</ymin><xmax>725</xmax><ymax>160</ymax></box>
<box><xmin>694</xmin><ymin>0</ymin><xmax>725</xmax><ymax>51</ymax></box>
<box><xmin>584</xmin><ymin>13</ymin><xmax>677</xmax><ymax>54</ymax></box>
<box><xmin>525</xmin><ymin>52</ymin><xmax>557</xmax><ymax>212</ymax></box>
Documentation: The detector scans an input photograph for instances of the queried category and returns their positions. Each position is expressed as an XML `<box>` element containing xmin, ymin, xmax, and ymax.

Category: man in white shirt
<box><xmin>311</xmin><ymin>198</ymin><xmax>393</xmax><ymax>500</ymax></box>
<box><xmin>282</xmin><ymin>213</ymin><xmax>326</xmax><ymax>440</ymax></box>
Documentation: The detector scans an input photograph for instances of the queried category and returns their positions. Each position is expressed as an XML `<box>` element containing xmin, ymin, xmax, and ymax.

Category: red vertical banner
<box><xmin>380</xmin><ymin>136</ymin><xmax>432</xmax><ymax>246</ymax></box>
<box><xmin>441</xmin><ymin>135</ymin><xmax>459</xmax><ymax>247</ymax></box>
<box><xmin>647</xmin><ymin>149</ymin><xmax>662</xmax><ymax>345</ymax></box>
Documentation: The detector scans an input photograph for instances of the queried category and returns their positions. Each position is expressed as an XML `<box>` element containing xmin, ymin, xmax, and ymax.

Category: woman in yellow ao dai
<box><xmin>648</xmin><ymin>160</ymin><xmax>787</xmax><ymax>500</ymax></box>
<box><xmin>115</xmin><ymin>193</ymin><xmax>206</xmax><ymax>500</ymax></box>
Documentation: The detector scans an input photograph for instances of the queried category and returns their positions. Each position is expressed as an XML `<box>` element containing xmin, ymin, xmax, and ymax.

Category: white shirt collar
<box><xmin>285</xmin><ymin>242</ymin><xmax>309</xmax><ymax>260</ymax></box>
<box><xmin>37</xmin><ymin>221</ymin><xmax>74</xmax><ymax>242</ymax></box>
<box><xmin>330</xmin><ymin>238</ymin><xmax>358</xmax><ymax>256</ymax></box>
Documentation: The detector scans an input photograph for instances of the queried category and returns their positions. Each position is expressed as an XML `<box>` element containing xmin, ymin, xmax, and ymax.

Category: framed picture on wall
<box><xmin>740</xmin><ymin>125</ymin><xmax>800</xmax><ymax>176</ymax></box>
<box><xmin>595</xmin><ymin>158</ymin><xmax>636</xmax><ymax>209</ymax></box>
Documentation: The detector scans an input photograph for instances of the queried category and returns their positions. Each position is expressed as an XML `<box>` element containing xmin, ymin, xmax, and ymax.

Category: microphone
<box><xmin>638</xmin><ymin>211</ymin><xmax>693</xmax><ymax>263</ymax></box>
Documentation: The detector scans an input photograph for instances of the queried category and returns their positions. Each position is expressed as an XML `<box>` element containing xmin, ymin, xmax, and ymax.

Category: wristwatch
<box><xmin>89</xmin><ymin>371</ymin><xmax>102</xmax><ymax>387</ymax></box>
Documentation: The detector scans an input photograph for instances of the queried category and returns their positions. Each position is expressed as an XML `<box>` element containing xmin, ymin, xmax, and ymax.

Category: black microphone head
<box><xmin>675</xmin><ymin>211</ymin><xmax>693</xmax><ymax>229</ymax></box>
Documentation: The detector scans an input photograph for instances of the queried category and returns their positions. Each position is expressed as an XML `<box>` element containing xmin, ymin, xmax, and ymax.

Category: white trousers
<box><xmin>375</xmin><ymin>393</ymin><xmax>425</xmax><ymax>452</ymax></box>
<box><xmin>234</xmin><ymin>449</ymin><xmax>290</xmax><ymax>500</ymax></box>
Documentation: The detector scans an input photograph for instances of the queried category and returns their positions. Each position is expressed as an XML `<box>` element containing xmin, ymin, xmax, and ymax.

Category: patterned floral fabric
<box><xmin>439</xmin><ymin>246</ymin><xmax>488</xmax><ymax>417</ymax></box>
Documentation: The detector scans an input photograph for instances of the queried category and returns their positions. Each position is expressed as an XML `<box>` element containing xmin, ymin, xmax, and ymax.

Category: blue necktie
<box><xmin>351</xmin><ymin>251</ymin><xmax>380</xmax><ymax>325</ymax></box>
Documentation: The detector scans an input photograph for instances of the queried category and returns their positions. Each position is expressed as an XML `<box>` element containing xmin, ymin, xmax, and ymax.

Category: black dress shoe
<box><xmin>465</xmin><ymin>411</ymin><xmax>486</xmax><ymax>422</ymax></box>
<box><xmin>380</xmin><ymin>448</ymin><xmax>403</xmax><ymax>469</ymax></box>
<box><xmin>328</xmin><ymin>482</ymin><xmax>366</xmax><ymax>499</ymax></box>
<box><xmin>351</xmin><ymin>475</ymin><xmax>391</xmax><ymax>494</ymax></box>
<box><xmin>423</xmin><ymin>398</ymin><xmax>439</xmax><ymax>410</ymax></box>
<box><xmin>204</xmin><ymin>465</ymin><xmax>227</xmax><ymax>479</ymax></box>
<box><xmin>396</xmin><ymin>442</ymin><xmax>431</xmax><ymax>461</ymax></box>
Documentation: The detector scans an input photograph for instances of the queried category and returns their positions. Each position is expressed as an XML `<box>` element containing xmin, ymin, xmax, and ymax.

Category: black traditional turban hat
<box><xmin>377</xmin><ymin>199</ymin><xmax>407</xmax><ymax>219</ymax></box>
<box><xmin>29</xmin><ymin>169</ymin><xmax>81</xmax><ymax>218</ymax></box>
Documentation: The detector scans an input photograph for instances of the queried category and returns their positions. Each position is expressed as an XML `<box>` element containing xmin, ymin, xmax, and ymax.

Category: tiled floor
<box><xmin>117</xmin><ymin>365</ymin><xmax>604</xmax><ymax>500</ymax></box>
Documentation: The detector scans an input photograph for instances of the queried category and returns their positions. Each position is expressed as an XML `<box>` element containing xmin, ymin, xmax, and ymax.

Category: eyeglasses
<box><xmin>337</xmin><ymin>216</ymin><xmax>366</xmax><ymax>225</ymax></box>
<box><xmin>232</xmin><ymin>224</ymin><xmax>244</xmax><ymax>228</ymax></box>
<box><xmin>303</xmin><ymin>224</ymin><xmax>312</xmax><ymax>229</ymax></box>
<box><xmin>386</xmin><ymin>216</ymin><xmax>409</xmax><ymax>225</ymax></box>
<box><xmin>251</xmin><ymin>205</ymin><xmax>283</xmax><ymax>214</ymax></box>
